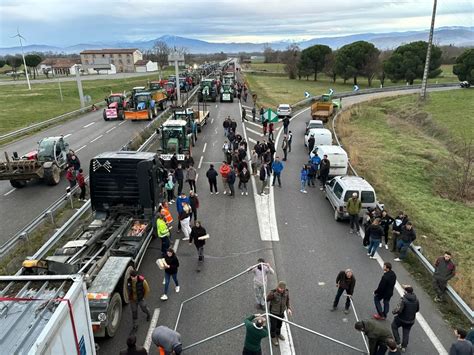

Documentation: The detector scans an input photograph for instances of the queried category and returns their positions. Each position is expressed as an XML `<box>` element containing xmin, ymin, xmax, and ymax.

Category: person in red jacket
<box><xmin>219</xmin><ymin>161</ymin><xmax>231</xmax><ymax>195</ymax></box>
<box><xmin>77</xmin><ymin>168</ymin><xmax>86</xmax><ymax>201</ymax></box>
<box><xmin>65</xmin><ymin>166</ymin><xmax>76</xmax><ymax>189</ymax></box>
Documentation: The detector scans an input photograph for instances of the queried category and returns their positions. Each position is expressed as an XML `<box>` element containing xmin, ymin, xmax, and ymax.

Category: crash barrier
<box><xmin>331</xmin><ymin>96</ymin><xmax>473</xmax><ymax>324</ymax></box>
<box><xmin>176</xmin><ymin>263</ymin><xmax>367</xmax><ymax>354</ymax></box>
<box><xmin>0</xmin><ymin>101</ymin><xmax>107</xmax><ymax>144</ymax></box>
<box><xmin>0</xmin><ymin>88</ymin><xmax>200</xmax><ymax>264</ymax></box>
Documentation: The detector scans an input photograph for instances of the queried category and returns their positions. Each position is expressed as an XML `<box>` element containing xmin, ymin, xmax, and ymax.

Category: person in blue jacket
<box><xmin>300</xmin><ymin>165</ymin><xmax>308</xmax><ymax>193</ymax></box>
<box><xmin>271</xmin><ymin>156</ymin><xmax>284</xmax><ymax>187</ymax></box>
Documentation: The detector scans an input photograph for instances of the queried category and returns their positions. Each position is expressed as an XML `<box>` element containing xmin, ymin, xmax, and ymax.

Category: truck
<box><xmin>124</xmin><ymin>91</ymin><xmax>157</xmax><ymax>121</ymax></box>
<box><xmin>0</xmin><ymin>136</ymin><xmax>69</xmax><ymax>188</ymax></box>
<box><xmin>157</xmin><ymin>120</ymin><xmax>192</xmax><ymax>167</ymax></box>
<box><xmin>0</xmin><ymin>275</ymin><xmax>96</xmax><ymax>354</ymax></box>
<box><xmin>148</xmin><ymin>81</ymin><xmax>169</xmax><ymax>110</ymax></box>
<box><xmin>21</xmin><ymin>151</ymin><xmax>165</xmax><ymax>338</ymax></box>
<box><xmin>198</xmin><ymin>79</ymin><xmax>218</xmax><ymax>102</ymax></box>
<box><xmin>310</xmin><ymin>102</ymin><xmax>334</xmax><ymax>122</ymax></box>
<box><xmin>173</xmin><ymin>106</ymin><xmax>210</xmax><ymax>133</ymax></box>
<box><xmin>103</xmin><ymin>93</ymin><xmax>127</xmax><ymax>121</ymax></box>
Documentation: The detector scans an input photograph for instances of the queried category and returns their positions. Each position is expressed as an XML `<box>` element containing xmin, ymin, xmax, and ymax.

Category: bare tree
<box><xmin>281</xmin><ymin>44</ymin><xmax>300</xmax><ymax>79</ymax></box>
<box><xmin>153</xmin><ymin>40</ymin><xmax>170</xmax><ymax>72</ymax></box>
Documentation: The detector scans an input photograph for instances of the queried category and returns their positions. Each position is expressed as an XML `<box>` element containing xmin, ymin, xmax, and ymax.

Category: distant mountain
<box><xmin>0</xmin><ymin>27</ymin><xmax>472</xmax><ymax>56</ymax></box>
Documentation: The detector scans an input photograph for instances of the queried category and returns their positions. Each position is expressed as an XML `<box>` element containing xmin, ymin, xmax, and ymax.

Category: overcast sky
<box><xmin>0</xmin><ymin>0</ymin><xmax>472</xmax><ymax>47</ymax></box>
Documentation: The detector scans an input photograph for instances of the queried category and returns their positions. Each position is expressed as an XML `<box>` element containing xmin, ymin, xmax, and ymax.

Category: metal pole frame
<box><xmin>420</xmin><ymin>0</ymin><xmax>438</xmax><ymax>100</ymax></box>
<box><xmin>174</xmin><ymin>263</ymin><xmax>367</xmax><ymax>354</ymax></box>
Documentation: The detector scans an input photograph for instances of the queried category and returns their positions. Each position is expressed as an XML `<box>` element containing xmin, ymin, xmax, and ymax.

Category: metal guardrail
<box><xmin>0</xmin><ymin>101</ymin><xmax>106</xmax><ymax>143</ymax></box>
<box><xmin>330</xmin><ymin>89</ymin><xmax>473</xmax><ymax>324</ymax></box>
<box><xmin>0</xmin><ymin>86</ymin><xmax>201</xmax><ymax>261</ymax></box>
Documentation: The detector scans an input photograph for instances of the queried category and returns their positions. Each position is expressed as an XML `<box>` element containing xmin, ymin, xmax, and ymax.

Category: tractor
<box><xmin>148</xmin><ymin>81</ymin><xmax>168</xmax><ymax>110</ymax></box>
<box><xmin>198</xmin><ymin>79</ymin><xmax>218</xmax><ymax>102</ymax></box>
<box><xmin>0</xmin><ymin>136</ymin><xmax>70</xmax><ymax>188</ymax></box>
<box><xmin>156</xmin><ymin>120</ymin><xmax>192</xmax><ymax>167</ymax></box>
<box><xmin>124</xmin><ymin>91</ymin><xmax>157</xmax><ymax>121</ymax></box>
<box><xmin>103</xmin><ymin>93</ymin><xmax>127</xmax><ymax>121</ymax></box>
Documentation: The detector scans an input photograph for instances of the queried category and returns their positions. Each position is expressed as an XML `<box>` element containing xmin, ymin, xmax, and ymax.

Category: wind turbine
<box><xmin>11</xmin><ymin>28</ymin><xmax>31</xmax><ymax>90</ymax></box>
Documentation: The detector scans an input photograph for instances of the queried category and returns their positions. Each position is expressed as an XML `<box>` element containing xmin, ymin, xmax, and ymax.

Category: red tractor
<box><xmin>103</xmin><ymin>93</ymin><xmax>127</xmax><ymax>121</ymax></box>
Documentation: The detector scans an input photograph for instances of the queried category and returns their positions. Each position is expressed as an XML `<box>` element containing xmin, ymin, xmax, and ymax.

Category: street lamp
<box><xmin>420</xmin><ymin>0</ymin><xmax>437</xmax><ymax>101</ymax></box>
<box><xmin>11</xmin><ymin>29</ymin><xmax>31</xmax><ymax>90</ymax></box>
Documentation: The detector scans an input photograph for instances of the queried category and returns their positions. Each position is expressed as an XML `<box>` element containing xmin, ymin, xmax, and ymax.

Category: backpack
<box><xmin>165</xmin><ymin>180</ymin><xmax>174</xmax><ymax>190</ymax></box>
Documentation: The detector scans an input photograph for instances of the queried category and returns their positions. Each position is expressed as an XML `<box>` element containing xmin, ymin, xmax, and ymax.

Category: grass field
<box><xmin>245</xmin><ymin>65</ymin><xmax>457</xmax><ymax>109</ymax></box>
<box><xmin>0</xmin><ymin>69</ymin><xmax>173</xmax><ymax>135</ymax></box>
<box><xmin>335</xmin><ymin>90</ymin><xmax>474</xmax><ymax>307</ymax></box>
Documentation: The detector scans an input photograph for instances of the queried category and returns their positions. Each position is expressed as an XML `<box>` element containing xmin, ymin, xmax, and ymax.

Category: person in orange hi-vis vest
<box><xmin>160</xmin><ymin>201</ymin><xmax>174</xmax><ymax>225</ymax></box>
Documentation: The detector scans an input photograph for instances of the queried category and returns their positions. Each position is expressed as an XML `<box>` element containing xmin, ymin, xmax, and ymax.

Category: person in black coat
<box><xmin>391</xmin><ymin>286</ymin><xmax>419</xmax><ymax>351</ymax></box>
<box><xmin>206</xmin><ymin>164</ymin><xmax>218</xmax><ymax>194</ymax></box>
<box><xmin>161</xmin><ymin>248</ymin><xmax>180</xmax><ymax>301</ymax></box>
<box><xmin>331</xmin><ymin>269</ymin><xmax>356</xmax><ymax>314</ymax></box>
<box><xmin>373</xmin><ymin>262</ymin><xmax>397</xmax><ymax>320</ymax></box>
<box><xmin>189</xmin><ymin>221</ymin><xmax>207</xmax><ymax>262</ymax></box>
<box><xmin>380</xmin><ymin>210</ymin><xmax>394</xmax><ymax>250</ymax></box>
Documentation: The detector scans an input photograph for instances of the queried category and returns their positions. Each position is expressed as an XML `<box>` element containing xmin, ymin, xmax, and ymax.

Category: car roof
<box><xmin>278</xmin><ymin>104</ymin><xmax>290</xmax><ymax>107</ymax></box>
<box><xmin>163</xmin><ymin>119</ymin><xmax>187</xmax><ymax>126</ymax></box>
<box><xmin>316</xmin><ymin>145</ymin><xmax>346</xmax><ymax>154</ymax></box>
<box><xmin>308</xmin><ymin>119</ymin><xmax>323</xmax><ymax>124</ymax></box>
<box><xmin>334</xmin><ymin>176</ymin><xmax>374</xmax><ymax>190</ymax></box>
<box><xmin>307</xmin><ymin>128</ymin><xmax>331</xmax><ymax>135</ymax></box>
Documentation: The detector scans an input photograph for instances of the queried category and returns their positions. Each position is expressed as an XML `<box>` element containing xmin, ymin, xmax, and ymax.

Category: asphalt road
<box><xmin>97</xmin><ymin>84</ymin><xmax>458</xmax><ymax>354</ymax></box>
<box><xmin>0</xmin><ymin>107</ymin><xmax>155</xmax><ymax>242</ymax></box>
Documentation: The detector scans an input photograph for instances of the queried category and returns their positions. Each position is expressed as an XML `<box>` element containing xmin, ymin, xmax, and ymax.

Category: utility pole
<box><xmin>75</xmin><ymin>65</ymin><xmax>85</xmax><ymax>108</ymax></box>
<box><xmin>11</xmin><ymin>29</ymin><xmax>31</xmax><ymax>90</ymax></box>
<box><xmin>420</xmin><ymin>0</ymin><xmax>437</xmax><ymax>101</ymax></box>
<box><xmin>169</xmin><ymin>49</ymin><xmax>184</xmax><ymax>107</ymax></box>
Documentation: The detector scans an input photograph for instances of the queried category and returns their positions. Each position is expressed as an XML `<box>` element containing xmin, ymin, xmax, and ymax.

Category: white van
<box><xmin>311</xmin><ymin>145</ymin><xmax>348</xmax><ymax>176</ymax></box>
<box><xmin>304</xmin><ymin>128</ymin><xmax>332</xmax><ymax>147</ymax></box>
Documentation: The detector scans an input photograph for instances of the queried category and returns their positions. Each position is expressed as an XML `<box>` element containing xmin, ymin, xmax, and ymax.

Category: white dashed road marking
<box><xmin>76</xmin><ymin>145</ymin><xmax>87</xmax><ymax>152</ymax></box>
<box><xmin>143</xmin><ymin>308</ymin><xmax>161</xmax><ymax>352</ymax></box>
<box><xmin>90</xmin><ymin>135</ymin><xmax>103</xmax><ymax>143</ymax></box>
<box><xmin>119</xmin><ymin>121</ymin><xmax>126</xmax><ymax>126</ymax></box>
<box><xmin>4</xmin><ymin>188</ymin><xmax>16</xmax><ymax>196</ymax></box>
<box><xmin>63</xmin><ymin>133</ymin><xmax>72</xmax><ymax>138</ymax></box>
<box><xmin>83</xmin><ymin>122</ymin><xmax>95</xmax><ymax>128</ymax></box>
<box><xmin>246</xmin><ymin>127</ymin><xmax>264</xmax><ymax>137</ymax></box>
<box><xmin>106</xmin><ymin>126</ymin><xmax>117</xmax><ymax>133</ymax></box>
<box><xmin>202</xmin><ymin>142</ymin><xmax>207</xmax><ymax>153</ymax></box>
<box><xmin>198</xmin><ymin>155</ymin><xmax>203</xmax><ymax>169</ymax></box>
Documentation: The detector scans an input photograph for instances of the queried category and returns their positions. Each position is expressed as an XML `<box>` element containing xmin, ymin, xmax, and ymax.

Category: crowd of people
<box><xmin>64</xmin><ymin>149</ymin><xmax>87</xmax><ymax>201</ymax></box>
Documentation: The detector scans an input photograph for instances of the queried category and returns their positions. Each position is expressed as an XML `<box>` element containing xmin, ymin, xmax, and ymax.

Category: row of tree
<box><xmin>264</xmin><ymin>42</ymin><xmax>473</xmax><ymax>85</ymax></box>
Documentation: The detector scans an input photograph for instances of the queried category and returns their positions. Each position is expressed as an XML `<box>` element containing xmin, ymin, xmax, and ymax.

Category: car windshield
<box><xmin>37</xmin><ymin>139</ymin><xmax>55</xmax><ymax>159</ymax></box>
<box><xmin>149</xmin><ymin>83</ymin><xmax>161</xmax><ymax>90</ymax></box>
<box><xmin>135</xmin><ymin>94</ymin><xmax>149</xmax><ymax>102</ymax></box>
<box><xmin>163</xmin><ymin>128</ymin><xmax>184</xmax><ymax>139</ymax></box>
<box><xmin>109</xmin><ymin>96</ymin><xmax>122</xmax><ymax>103</ymax></box>
<box><xmin>279</xmin><ymin>105</ymin><xmax>290</xmax><ymax>109</ymax></box>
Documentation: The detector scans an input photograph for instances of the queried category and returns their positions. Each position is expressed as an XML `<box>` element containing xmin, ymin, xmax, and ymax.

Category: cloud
<box><xmin>0</xmin><ymin>0</ymin><xmax>472</xmax><ymax>47</ymax></box>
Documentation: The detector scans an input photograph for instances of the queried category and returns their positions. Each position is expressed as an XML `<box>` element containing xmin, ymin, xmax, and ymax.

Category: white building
<box><xmin>135</xmin><ymin>60</ymin><xmax>158</xmax><ymax>73</ymax></box>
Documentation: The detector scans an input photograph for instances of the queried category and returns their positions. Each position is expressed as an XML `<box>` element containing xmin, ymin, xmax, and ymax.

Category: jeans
<box><xmin>284</xmin><ymin>125</ymin><xmax>289</xmax><ymax>134</ymax></box>
<box><xmin>272</xmin><ymin>173</ymin><xmax>281</xmax><ymax>187</ymax></box>
<box><xmin>222</xmin><ymin>178</ymin><xmax>230</xmax><ymax>193</ymax></box>
<box><xmin>349</xmin><ymin>214</ymin><xmax>359</xmax><ymax>232</ymax></box>
<box><xmin>333</xmin><ymin>287</ymin><xmax>351</xmax><ymax>310</ymax></box>
<box><xmin>391</xmin><ymin>317</ymin><xmax>413</xmax><ymax>347</ymax></box>
<box><xmin>160</xmin><ymin>236</ymin><xmax>170</xmax><ymax>256</ymax></box>
<box><xmin>164</xmin><ymin>272</ymin><xmax>179</xmax><ymax>294</ymax></box>
<box><xmin>254</xmin><ymin>283</ymin><xmax>265</xmax><ymax>307</ymax></box>
<box><xmin>196</xmin><ymin>246</ymin><xmax>204</xmax><ymax>261</ymax></box>
<box><xmin>391</xmin><ymin>232</ymin><xmax>399</xmax><ymax>251</ymax></box>
<box><xmin>397</xmin><ymin>240</ymin><xmax>411</xmax><ymax>259</ymax></box>
<box><xmin>270</xmin><ymin>313</ymin><xmax>284</xmax><ymax>338</ymax></box>
<box><xmin>229</xmin><ymin>183</ymin><xmax>235</xmax><ymax>196</ymax></box>
<box><xmin>433</xmin><ymin>278</ymin><xmax>448</xmax><ymax>299</ymax></box>
<box><xmin>188</xmin><ymin>179</ymin><xmax>196</xmax><ymax>192</ymax></box>
<box><xmin>374</xmin><ymin>294</ymin><xmax>390</xmax><ymax>317</ymax></box>
<box><xmin>177</xmin><ymin>179</ymin><xmax>183</xmax><ymax>195</ymax></box>
<box><xmin>209</xmin><ymin>179</ymin><xmax>217</xmax><ymax>192</ymax></box>
<box><xmin>300</xmin><ymin>180</ymin><xmax>306</xmax><ymax>191</ymax></box>
<box><xmin>368</xmin><ymin>239</ymin><xmax>380</xmax><ymax>257</ymax></box>
<box><xmin>260</xmin><ymin>179</ymin><xmax>267</xmax><ymax>194</ymax></box>
<box><xmin>79</xmin><ymin>185</ymin><xmax>86</xmax><ymax>200</ymax></box>
<box><xmin>320</xmin><ymin>173</ymin><xmax>328</xmax><ymax>188</ymax></box>
<box><xmin>239</xmin><ymin>182</ymin><xmax>248</xmax><ymax>193</ymax></box>
<box><xmin>166</xmin><ymin>189</ymin><xmax>174</xmax><ymax>202</ymax></box>
<box><xmin>283</xmin><ymin>148</ymin><xmax>288</xmax><ymax>161</ymax></box>
<box><xmin>130</xmin><ymin>299</ymin><xmax>151</xmax><ymax>325</ymax></box>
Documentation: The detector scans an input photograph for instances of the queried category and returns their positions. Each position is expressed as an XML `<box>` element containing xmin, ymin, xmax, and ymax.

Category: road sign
<box><xmin>304</xmin><ymin>91</ymin><xmax>311</xmax><ymax>98</ymax></box>
<box><xmin>353</xmin><ymin>85</ymin><xmax>360</xmax><ymax>91</ymax></box>
<box><xmin>264</xmin><ymin>109</ymin><xmax>278</xmax><ymax>123</ymax></box>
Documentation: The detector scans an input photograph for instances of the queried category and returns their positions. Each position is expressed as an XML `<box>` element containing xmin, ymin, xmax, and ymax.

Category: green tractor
<box><xmin>220</xmin><ymin>84</ymin><xmax>234</xmax><ymax>103</ymax></box>
<box><xmin>198</xmin><ymin>79</ymin><xmax>218</xmax><ymax>102</ymax></box>
<box><xmin>156</xmin><ymin>120</ymin><xmax>192</xmax><ymax>167</ymax></box>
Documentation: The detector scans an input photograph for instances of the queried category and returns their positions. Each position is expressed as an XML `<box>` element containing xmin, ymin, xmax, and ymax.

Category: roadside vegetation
<box><xmin>335</xmin><ymin>90</ymin><xmax>474</xmax><ymax>308</ymax></box>
<box><xmin>0</xmin><ymin>69</ymin><xmax>173</xmax><ymax>136</ymax></box>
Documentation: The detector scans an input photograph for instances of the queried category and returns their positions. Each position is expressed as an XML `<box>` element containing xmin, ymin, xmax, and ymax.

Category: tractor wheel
<box><xmin>153</xmin><ymin>106</ymin><xmax>158</xmax><ymax>117</ymax></box>
<box><xmin>43</xmin><ymin>164</ymin><xmax>61</xmax><ymax>185</ymax></box>
<box><xmin>103</xmin><ymin>110</ymin><xmax>108</xmax><ymax>121</ymax></box>
<box><xmin>105</xmin><ymin>293</ymin><xmax>122</xmax><ymax>338</ymax></box>
<box><xmin>148</xmin><ymin>108</ymin><xmax>153</xmax><ymax>120</ymax></box>
<box><xmin>10</xmin><ymin>180</ymin><xmax>27</xmax><ymax>188</ymax></box>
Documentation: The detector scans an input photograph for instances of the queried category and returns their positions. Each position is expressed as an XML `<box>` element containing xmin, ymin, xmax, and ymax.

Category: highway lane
<box><xmin>0</xmin><ymin>105</ymin><xmax>156</xmax><ymax>243</ymax></box>
<box><xmin>97</xmin><ymin>94</ymin><xmax>284</xmax><ymax>354</ymax></box>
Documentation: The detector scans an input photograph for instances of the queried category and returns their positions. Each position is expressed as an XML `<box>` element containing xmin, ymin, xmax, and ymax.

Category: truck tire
<box><xmin>43</xmin><ymin>164</ymin><xmax>61</xmax><ymax>185</ymax></box>
<box><xmin>120</xmin><ymin>265</ymin><xmax>134</xmax><ymax>304</ymax></box>
<box><xmin>10</xmin><ymin>180</ymin><xmax>27</xmax><ymax>188</ymax></box>
<box><xmin>147</xmin><ymin>108</ymin><xmax>153</xmax><ymax>120</ymax></box>
<box><xmin>103</xmin><ymin>110</ymin><xmax>108</xmax><ymax>121</ymax></box>
<box><xmin>106</xmin><ymin>292</ymin><xmax>122</xmax><ymax>338</ymax></box>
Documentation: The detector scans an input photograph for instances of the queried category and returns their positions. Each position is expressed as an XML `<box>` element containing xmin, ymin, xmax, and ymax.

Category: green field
<box><xmin>0</xmin><ymin>69</ymin><xmax>173</xmax><ymax>135</ymax></box>
<box><xmin>335</xmin><ymin>90</ymin><xmax>474</xmax><ymax>306</ymax></box>
<box><xmin>245</xmin><ymin>64</ymin><xmax>457</xmax><ymax>109</ymax></box>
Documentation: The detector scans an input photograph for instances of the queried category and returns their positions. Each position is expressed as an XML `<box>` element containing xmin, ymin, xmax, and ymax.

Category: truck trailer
<box><xmin>21</xmin><ymin>151</ymin><xmax>165</xmax><ymax>338</ymax></box>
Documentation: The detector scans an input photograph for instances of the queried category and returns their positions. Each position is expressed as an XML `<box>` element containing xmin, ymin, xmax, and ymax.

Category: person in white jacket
<box><xmin>252</xmin><ymin>258</ymin><xmax>275</xmax><ymax>310</ymax></box>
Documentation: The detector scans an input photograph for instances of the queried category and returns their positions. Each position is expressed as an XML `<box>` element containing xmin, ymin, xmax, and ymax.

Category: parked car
<box><xmin>325</xmin><ymin>176</ymin><xmax>383</xmax><ymax>221</ymax></box>
<box><xmin>310</xmin><ymin>145</ymin><xmax>348</xmax><ymax>177</ymax></box>
<box><xmin>460</xmin><ymin>81</ymin><xmax>471</xmax><ymax>88</ymax></box>
<box><xmin>304</xmin><ymin>128</ymin><xmax>333</xmax><ymax>147</ymax></box>
<box><xmin>277</xmin><ymin>104</ymin><xmax>292</xmax><ymax>118</ymax></box>
<box><xmin>305</xmin><ymin>120</ymin><xmax>324</xmax><ymax>135</ymax></box>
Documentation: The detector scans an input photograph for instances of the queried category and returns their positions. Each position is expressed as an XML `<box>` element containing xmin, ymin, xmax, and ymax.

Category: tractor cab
<box><xmin>131</xmin><ymin>92</ymin><xmax>152</xmax><ymax>110</ymax></box>
<box><xmin>157</xmin><ymin>120</ymin><xmax>191</xmax><ymax>164</ymax></box>
<box><xmin>106</xmin><ymin>93</ymin><xmax>125</xmax><ymax>108</ymax></box>
<box><xmin>131</xmin><ymin>86</ymin><xmax>146</xmax><ymax>97</ymax></box>
<box><xmin>37</xmin><ymin>136</ymin><xmax>69</xmax><ymax>165</ymax></box>
<box><xmin>149</xmin><ymin>81</ymin><xmax>162</xmax><ymax>91</ymax></box>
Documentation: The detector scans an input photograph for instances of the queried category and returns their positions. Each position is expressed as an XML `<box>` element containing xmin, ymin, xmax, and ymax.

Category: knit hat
<box><xmin>278</xmin><ymin>281</ymin><xmax>286</xmax><ymax>289</ymax></box>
